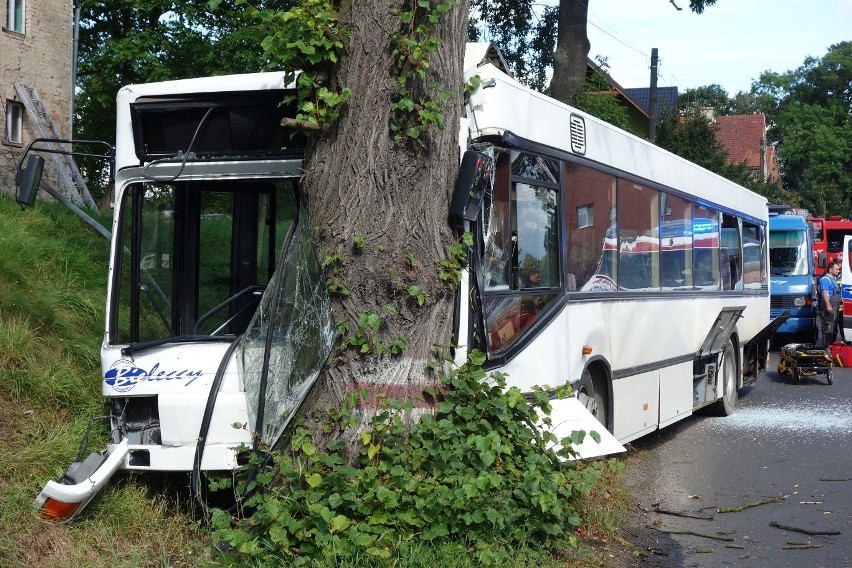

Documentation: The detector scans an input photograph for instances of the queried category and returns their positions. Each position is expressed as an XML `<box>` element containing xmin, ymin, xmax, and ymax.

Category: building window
<box><xmin>5</xmin><ymin>100</ymin><xmax>23</xmax><ymax>144</ymax></box>
<box><xmin>6</xmin><ymin>0</ymin><xmax>25</xmax><ymax>33</ymax></box>
<box><xmin>577</xmin><ymin>204</ymin><xmax>593</xmax><ymax>229</ymax></box>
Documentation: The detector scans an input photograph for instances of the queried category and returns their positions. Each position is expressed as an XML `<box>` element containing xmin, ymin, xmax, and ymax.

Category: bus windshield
<box><xmin>113</xmin><ymin>178</ymin><xmax>298</xmax><ymax>344</ymax></box>
<box><xmin>769</xmin><ymin>230</ymin><xmax>810</xmax><ymax>276</ymax></box>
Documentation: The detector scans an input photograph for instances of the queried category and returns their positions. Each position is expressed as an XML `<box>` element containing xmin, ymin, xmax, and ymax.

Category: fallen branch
<box><xmin>769</xmin><ymin>521</ymin><xmax>842</xmax><ymax>536</ymax></box>
<box><xmin>781</xmin><ymin>543</ymin><xmax>822</xmax><ymax>550</ymax></box>
<box><xmin>725</xmin><ymin>544</ymin><xmax>746</xmax><ymax>550</ymax></box>
<box><xmin>717</xmin><ymin>497</ymin><xmax>781</xmax><ymax>513</ymax></box>
<box><xmin>652</xmin><ymin>504</ymin><xmax>714</xmax><ymax>520</ymax></box>
<box><xmin>647</xmin><ymin>525</ymin><xmax>735</xmax><ymax>542</ymax></box>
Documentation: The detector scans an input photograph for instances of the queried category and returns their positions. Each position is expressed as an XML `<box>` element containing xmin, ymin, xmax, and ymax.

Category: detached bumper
<box><xmin>34</xmin><ymin>438</ymin><xmax>130</xmax><ymax>522</ymax></box>
<box><xmin>542</xmin><ymin>397</ymin><xmax>625</xmax><ymax>459</ymax></box>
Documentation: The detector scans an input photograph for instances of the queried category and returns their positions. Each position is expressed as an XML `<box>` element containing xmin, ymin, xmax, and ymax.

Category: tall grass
<box><xmin>0</xmin><ymin>196</ymin><xmax>212</xmax><ymax>568</ymax></box>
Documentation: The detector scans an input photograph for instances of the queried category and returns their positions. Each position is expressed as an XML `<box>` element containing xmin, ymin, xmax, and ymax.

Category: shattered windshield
<box><xmin>769</xmin><ymin>230</ymin><xmax>810</xmax><ymax>276</ymax></box>
<box><xmin>237</xmin><ymin>213</ymin><xmax>335</xmax><ymax>447</ymax></box>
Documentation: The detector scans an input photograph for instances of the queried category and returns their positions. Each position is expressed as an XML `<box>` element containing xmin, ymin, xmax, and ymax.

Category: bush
<box><xmin>212</xmin><ymin>351</ymin><xmax>617</xmax><ymax>566</ymax></box>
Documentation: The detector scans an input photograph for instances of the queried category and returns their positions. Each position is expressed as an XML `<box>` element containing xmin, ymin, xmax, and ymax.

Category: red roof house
<box><xmin>712</xmin><ymin>113</ymin><xmax>780</xmax><ymax>183</ymax></box>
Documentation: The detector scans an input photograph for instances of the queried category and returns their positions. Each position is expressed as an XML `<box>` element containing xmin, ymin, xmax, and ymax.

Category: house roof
<box><xmin>623</xmin><ymin>87</ymin><xmax>679</xmax><ymax>119</ymax></box>
<box><xmin>714</xmin><ymin>114</ymin><xmax>766</xmax><ymax>169</ymax></box>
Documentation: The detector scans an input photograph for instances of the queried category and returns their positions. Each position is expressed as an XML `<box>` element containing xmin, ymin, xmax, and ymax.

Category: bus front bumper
<box><xmin>34</xmin><ymin>438</ymin><xmax>129</xmax><ymax>522</ymax></box>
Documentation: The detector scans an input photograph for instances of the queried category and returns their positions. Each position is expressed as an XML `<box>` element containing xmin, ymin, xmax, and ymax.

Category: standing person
<box><xmin>835</xmin><ymin>256</ymin><xmax>846</xmax><ymax>342</ymax></box>
<box><xmin>817</xmin><ymin>258</ymin><xmax>842</xmax><ymax>347</ymax></box>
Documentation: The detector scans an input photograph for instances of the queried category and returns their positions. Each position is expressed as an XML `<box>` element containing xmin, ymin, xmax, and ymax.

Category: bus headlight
<box><xmin>793</xmin><ymin>296</ymin><xmax>808</xmax><ymax>307</ymax></box>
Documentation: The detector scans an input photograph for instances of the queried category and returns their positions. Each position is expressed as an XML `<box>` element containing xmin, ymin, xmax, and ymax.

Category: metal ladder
<box><xmin>13</xmin><ymin>82</ymin><xmax>97</xmax><ymax>209</ymax></box>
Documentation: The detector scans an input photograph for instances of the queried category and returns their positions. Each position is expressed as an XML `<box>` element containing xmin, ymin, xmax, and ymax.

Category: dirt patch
<box><xmin>588</xmin><ymin>450</ymin><xmax>686</xmax><ymax>568</ymax></box>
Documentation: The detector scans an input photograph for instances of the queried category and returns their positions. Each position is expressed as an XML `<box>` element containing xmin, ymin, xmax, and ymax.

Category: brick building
<box><xmin>1</xmin><ymin>0</ymin><xmax>74</xmax><ymax>200</ymax></box>
<box><xmin>713</xmin><ymin>113</ymin><xmax>781</xmax><ymax>183</ymax></box>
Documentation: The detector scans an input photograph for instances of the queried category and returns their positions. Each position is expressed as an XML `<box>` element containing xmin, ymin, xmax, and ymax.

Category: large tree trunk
<box><xmin>301</xmin><ymin>1</ymin><xmax>469</xmax><ymax>442</ymax></box>
<box><xmin>550</xmin><ymin>0</ymin><xmax>590</xmax><ymax>105</ymax></box>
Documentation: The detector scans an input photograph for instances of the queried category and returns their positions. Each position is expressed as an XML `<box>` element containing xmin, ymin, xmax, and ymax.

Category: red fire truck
<box><xmin>808</xmin><ymin>215</ymin><xmax>852</xmax><ymax>267</ymax></box>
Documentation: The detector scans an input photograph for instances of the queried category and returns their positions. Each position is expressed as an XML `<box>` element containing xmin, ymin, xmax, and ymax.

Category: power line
<box><xmin>587</xmin><ymin>18</ymin><xmax>648</xmax><ymax>58</ymax></box>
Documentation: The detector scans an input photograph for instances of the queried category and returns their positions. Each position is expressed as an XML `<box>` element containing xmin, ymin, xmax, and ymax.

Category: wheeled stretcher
<box><xmin>777</xmin><ymin>343</ymin><xmax>834</xmax><ymax>385</ymax></box>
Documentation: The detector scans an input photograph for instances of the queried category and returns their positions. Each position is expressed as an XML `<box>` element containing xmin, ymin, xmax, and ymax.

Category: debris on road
<box><xmin>769</xmin><ymin>521</ymin><xmax>842</xmax><ymax>536</ymax></box>
<box><xmin>717</xmin><ymin>496</ymin><xmax>782</xmax><ymax>513</ymax></box>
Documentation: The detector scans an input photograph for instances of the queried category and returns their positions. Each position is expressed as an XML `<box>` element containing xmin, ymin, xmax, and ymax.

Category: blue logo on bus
<box><xmin>104</xmin><ymin>359</ymin><xmax>204</xmax><ymax>392</ymax></box>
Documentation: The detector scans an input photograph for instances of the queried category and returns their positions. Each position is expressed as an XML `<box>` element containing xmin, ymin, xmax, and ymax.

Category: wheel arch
<box><xmin>582</xmin><ymin>355</ymin><xmax>613</xmax><ymax>432</ymax></box>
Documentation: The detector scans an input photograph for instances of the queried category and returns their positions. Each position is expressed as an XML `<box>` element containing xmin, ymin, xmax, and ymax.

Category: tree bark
<box><xmin>550</xmin><ymin>0</ymin><xmax>590</xmax><ymax>105</ymax></box>
<box><xmin>301</xmin><ymin>1</ymin><xmax>469</xmax><ymax>444</ymax></box>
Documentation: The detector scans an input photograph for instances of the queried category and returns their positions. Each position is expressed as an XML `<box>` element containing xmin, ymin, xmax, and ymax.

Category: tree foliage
<box><xmin>679</xmin><ymin>84</ymin><xmax>736</xmax><ymax>115</ymax></box>
<box><xmin>573</xmin><ymin>58</ymin><xmax>636</xmax><ymax>134</ymax></box>
<box><xmin>74</xmin><ymin>0</ymin><xmax>296</xmax><ymax>198</ymax></box>
<box><xmin>468</xmin><ymin>0</ymin><xmax>717</xmax><ymax>104</ymax></box>
<box><xmin>655</xmin><ymin>108</ymin><xmax>786</xmax><ymax>201</ymax></box>
<box><xmin>755</xmin><ymin>42</ymin><xmax>852</xmax><ymax>215</ymax></box>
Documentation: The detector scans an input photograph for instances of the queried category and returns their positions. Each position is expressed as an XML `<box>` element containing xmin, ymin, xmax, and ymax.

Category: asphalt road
<box><xmin>622</xmin><ymin>350</ymin><xmax>852</xmax><ymax>568</ymax></box>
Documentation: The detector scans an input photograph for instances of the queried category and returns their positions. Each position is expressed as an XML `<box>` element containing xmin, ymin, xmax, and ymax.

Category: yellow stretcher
<box><xmin>777</xmin><ymin>343</ymin><xmax>834</xmax><ymax>385</ymax></box>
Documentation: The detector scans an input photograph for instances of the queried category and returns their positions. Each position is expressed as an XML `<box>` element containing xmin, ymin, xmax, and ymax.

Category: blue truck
<box><xmin>769</xmin><ymin>212</ymin><xmax>817</xmax><ymax>342</ymax></box>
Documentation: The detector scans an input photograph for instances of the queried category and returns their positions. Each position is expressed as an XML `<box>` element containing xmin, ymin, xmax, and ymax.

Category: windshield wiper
<box><xmin>121</xmin><ymin>334</ymin><xmax>234</xmax><ymax>357</ymax></box>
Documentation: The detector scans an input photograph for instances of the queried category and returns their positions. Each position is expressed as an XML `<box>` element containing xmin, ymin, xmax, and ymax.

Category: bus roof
<box><xmin>769</xmin><ymin>214</ymin><xmax>808</xmax><ymax>230</ymax></box>
<box><xmin>464</xmin><ymin>53</ymin><xmax>768</xmax><ymax>225</ymax></box>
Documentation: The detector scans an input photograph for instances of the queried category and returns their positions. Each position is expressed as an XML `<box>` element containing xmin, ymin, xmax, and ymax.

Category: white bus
<box><xmin>27</xmin><ymin>43</ymin><xmax>775</xmax><ymax>521</ymax></box>
<box><xmin>456</xmin><ymin>44</ymin><xmax>774</xmax><ymax>445</ymax></box>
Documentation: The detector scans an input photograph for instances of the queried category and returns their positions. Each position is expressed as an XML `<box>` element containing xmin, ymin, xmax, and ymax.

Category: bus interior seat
<box><xmin>566</xmin><ymin>273</ymin><xmax>576</xmax><ymax>291</ymax></box>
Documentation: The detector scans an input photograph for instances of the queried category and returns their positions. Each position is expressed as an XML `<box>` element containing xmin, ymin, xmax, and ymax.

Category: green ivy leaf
<box><xmin>330</xmin><ymin>515</ymin><xmax>350</xmax><ymax>533</ymax></box>
<box><xmin>305</xmin><ymin>473</ymin><xmax>322</xmax><ymax>487</ymax></box>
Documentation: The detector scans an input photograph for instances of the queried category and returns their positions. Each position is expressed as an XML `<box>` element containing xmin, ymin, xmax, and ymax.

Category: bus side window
<box><xmin>693</xmin><ymin>205</ymin><xmax>720</xmax><ymax>290</ymax></box>
<box><xmin>565</xmin><ymin>164</ymin><xmax>617</xmax><ymax>292</ymax></box>
<box><xmin>617</xmin><ymin>180</ymin><xmax>660</xmax><ymax>291</ymax></box>
<box><xmin>742</xmin><ymin>222</ymin><xmax>762</xmax><ymax>289</ymax></box>
<box><xmin>515</xmin><ymin>183</ymin><xmax>559</xmax><ymax>289</ymax></box>
<box><xmin>660</xmin><ymin>194</ymin><xmax>692</xmax><ymax>289</ymax></box>
<box><xmin>721</xmin><ymin>214</ymin><xmax>742</xmax><ymax>290</ymax></box>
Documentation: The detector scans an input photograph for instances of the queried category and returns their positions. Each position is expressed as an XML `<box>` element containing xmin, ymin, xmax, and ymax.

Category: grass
<box><xmin>0</xmin><ymin>194</ymin><xmax>633</xmax><ymax>567</ymax></box>
<box><xmin>0</xmin><ymin>196</ymin><xmax>215</xmax><ymax>568</ymax></box>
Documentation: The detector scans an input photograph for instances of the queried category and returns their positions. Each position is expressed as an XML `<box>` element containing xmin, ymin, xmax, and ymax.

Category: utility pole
<box><xmin>649</xmin><ymin>48</ymin><xmax>659</xmax><ymax>143</ymax></box>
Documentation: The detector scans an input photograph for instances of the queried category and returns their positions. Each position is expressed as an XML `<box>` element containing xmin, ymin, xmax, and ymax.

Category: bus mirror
<box><xmin>817</xmin><ymin>251</ymin><xmax>826</xmax><ymax>269</ymax></box>
<box><xmin>450</xmin><ymin>150</ymin><xmax>494</xmax><ymax>227</ymax></box>
<box><xmin>17</xmin><ymin>155</ymin><xmax>44</xmax><ymax>207</ymax></box>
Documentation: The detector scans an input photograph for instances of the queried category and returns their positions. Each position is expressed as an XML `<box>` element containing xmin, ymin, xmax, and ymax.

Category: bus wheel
<box><xmin>578</xmin><ymin>368</ymin><xmax>608</xmax><ymax>429</ymax></box>
<box><xmin>709</xmin><ymin>340</ymin><xmax>738</xmax><ymax>417</ymax></box>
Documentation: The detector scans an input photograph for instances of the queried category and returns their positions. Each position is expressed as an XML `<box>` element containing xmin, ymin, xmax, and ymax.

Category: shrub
<box><xmin>212</xmin><ymin>351</ymin><xmax>616</xmax><ymax>566</ymax></box>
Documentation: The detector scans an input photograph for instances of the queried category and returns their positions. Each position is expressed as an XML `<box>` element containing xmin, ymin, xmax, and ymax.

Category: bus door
<box><xmin>841</xmin><ymin>236</ymin><xmax>852</xmax><ymax>339</ymax></box>
<box><xmin>809</xmin><ymin>217</ymin><xmax>826</xmax><ymax>269</ymax></box>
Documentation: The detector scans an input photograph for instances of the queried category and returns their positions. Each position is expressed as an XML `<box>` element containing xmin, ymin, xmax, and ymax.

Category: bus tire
<box><xmin>578</xmin><ymin>367</ymin><xmax>608</xmax><ymax>430</ymax></box>
<box><xmin>709</xmin><ymin>340</ymin><xmax>738</xmax><ymax>417</ymax></box>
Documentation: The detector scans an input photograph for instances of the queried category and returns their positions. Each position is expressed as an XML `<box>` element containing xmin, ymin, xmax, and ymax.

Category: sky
<box><xmin>581</xmin><ymin>0</ymin><xmax>852</xmax><ymax>95</ymax></box>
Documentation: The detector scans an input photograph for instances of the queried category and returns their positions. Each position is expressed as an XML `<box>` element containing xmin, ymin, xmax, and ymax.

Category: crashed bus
<box><xmin>22</xmin><ymin>43</ymin><xmax>776</xmax><ymax>521</ymax></box>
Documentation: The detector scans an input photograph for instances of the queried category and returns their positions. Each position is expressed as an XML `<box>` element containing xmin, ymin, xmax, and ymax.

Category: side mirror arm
<box><xmin>15</xmin><ymin>137</ymin><xmax>115</xmax><ymax>207</ymax></box>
